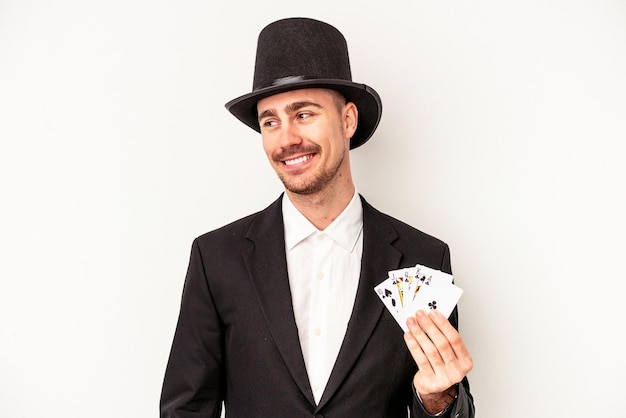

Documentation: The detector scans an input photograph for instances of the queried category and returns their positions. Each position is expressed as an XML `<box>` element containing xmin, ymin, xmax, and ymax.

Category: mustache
<box><xmin>273</xmin><ymin>144</ymin><xmax>321</xmax><ymax>161</ymax></box>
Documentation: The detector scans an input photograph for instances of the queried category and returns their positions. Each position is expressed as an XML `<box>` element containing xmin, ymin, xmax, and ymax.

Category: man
<box><xmin>161</xmin><ymin>17</ymin><xmax>474</xmax><ymax>417</ymax></box>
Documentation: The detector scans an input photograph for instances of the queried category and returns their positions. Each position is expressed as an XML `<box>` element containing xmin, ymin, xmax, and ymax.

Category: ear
<box><xmin>343</xmin><ymin>102</ymin><xmax>358</xmax><ymax>141</ymax></box>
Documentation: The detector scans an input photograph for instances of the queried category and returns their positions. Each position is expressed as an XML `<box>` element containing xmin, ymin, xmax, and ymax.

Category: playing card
<box><xmin>406</xmin><ymin>281</ymin><xmax>463</xmax><ymax>320</ymax></box>
<box><xmin>414</xmin><ymin>264</ymin><xmax>453</xmax><ymax>287</ymax></box>
<box><xmin>387</xmin><ymin>266</ymin><xmax>417</xmax><ymax>308</ymax></box>
<box><xmin>404</xmin><ymin>264</ymin><xmax>453</xmax><ymax>307</ymax></box>
<box><xmin>374</xmin><ymin>278</ymin><xmax>407</xmax><ymax>331</ymax></box>
<box><xmin>375</xmin><ymin>265</ymin><xmax>462</xmax><ymax>331</ymax></box>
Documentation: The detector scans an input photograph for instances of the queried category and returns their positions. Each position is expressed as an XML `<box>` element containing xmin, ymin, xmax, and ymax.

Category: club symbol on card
<box><xmin>428</xmin><ymin>300</ymin><xmax>437</xmax><ymax>310</ymax></box>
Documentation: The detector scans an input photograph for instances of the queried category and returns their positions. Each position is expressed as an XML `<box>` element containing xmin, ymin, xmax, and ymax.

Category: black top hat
<box><xmin>225</xmin><ymin>17</ymin><xmax>382</xmax><ymax>149</ymax></box>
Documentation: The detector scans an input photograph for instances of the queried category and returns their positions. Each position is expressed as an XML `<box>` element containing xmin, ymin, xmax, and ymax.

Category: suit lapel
<box><xmin>317</xmin><ymin>196</ymin><xmax>403</xmax><ymax>409</ymax></box>
<box><xmin>242</xmin><ymin>195</ymin><xmax>404</xmax><ymax>409</ymax></box>
<box><xmin>242</xmin><ymin>195</ymin><xmax>316</xmax><ymax>405</ymax></box>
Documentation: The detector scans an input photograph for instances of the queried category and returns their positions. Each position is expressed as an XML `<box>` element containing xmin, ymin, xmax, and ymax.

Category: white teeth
<box><xmin>285</xmin><ymin>155</ymin><xmax>311</xmax><ymax>166</ymax></box>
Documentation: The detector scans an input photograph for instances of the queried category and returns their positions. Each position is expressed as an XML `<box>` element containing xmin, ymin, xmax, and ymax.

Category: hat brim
<box><xmin>225</xmin><ymin>79</ymin><xmax>382</xmax><ymax>150</ymax></box>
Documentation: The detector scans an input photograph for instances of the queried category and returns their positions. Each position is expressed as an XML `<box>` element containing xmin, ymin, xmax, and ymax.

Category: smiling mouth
<box><xmin>283</xmin><ymin>154</ymin><xmax>314</xmax><ymax>166</ymax></box>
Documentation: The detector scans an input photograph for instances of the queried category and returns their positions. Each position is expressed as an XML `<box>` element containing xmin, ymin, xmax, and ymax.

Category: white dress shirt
<box><xmin>282</xmin><ymin>191</ymin><xmax>363</xmax><ymax>404</ymax></box>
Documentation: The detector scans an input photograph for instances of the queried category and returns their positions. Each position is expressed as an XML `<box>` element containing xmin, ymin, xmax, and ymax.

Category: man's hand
<box><xmin>404</xmin><ymin>309</ymin><xmax>473</xmax><ymax>414</ymax></box>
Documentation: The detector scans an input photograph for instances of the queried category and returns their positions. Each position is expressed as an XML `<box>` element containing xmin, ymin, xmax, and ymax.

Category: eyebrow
<box><xmin>258</xmin><ymin>101</ymin><xmax>323</xmax><ymax>123</ymax></box>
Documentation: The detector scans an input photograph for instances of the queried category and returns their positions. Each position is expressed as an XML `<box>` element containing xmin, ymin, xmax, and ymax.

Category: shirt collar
<box><xmin>282</xmin><ymin>190</ymin><xmax>363</xmax><ymax>252</ymax></box>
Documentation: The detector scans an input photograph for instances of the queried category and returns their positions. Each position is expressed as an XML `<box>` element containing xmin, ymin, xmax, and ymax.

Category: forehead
<box><xmin>257</xmin><ymin>88</ymin><xmax>335</xmax><ymax>112</ymax></box>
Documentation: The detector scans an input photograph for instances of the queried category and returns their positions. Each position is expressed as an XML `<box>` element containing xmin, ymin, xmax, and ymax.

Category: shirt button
<box><xmin>317</xmin><ymin>272</ymin><xmax>324</xmax><ymax>280</ymax></box>
<box><xmin>313</xmin><ymin>328</ymin><xmax>321</xmax><ymax>336</ymax></box>
<box><xmin>317</xmin><ymin>234</ymin><xmax>324</xmax><ymax>241</ymax></box>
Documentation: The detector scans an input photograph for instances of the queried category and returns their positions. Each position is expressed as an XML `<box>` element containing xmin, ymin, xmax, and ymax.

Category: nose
<box><xmin>279</xmin><ymin>120</ymin><xmax>303</xmax><ymax>149</ymax></box>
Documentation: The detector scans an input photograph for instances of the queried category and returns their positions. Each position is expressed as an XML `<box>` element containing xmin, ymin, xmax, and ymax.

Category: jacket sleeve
<box><xmin>411</xmin><ymin>377</ymin><xmax>475</xmax><ymax>418</ymax></box>
<box><xmin>160</xmin><ymin>239</ymin><xmax>224</xmax><ymax>418</ymax></box>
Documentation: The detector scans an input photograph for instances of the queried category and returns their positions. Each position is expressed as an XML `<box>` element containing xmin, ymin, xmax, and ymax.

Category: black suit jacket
<box><xmin>161</xmin><ymin>195</ymin><xmax>474</xmax><ymax>417</ymax></box>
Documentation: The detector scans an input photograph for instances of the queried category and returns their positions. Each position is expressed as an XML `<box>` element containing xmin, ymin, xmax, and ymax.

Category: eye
<box><xmin>297</xmin><ymin>112</ymin><xmax>312</xmax><ymax>120</ymax></box>
<box><xmin>262</xmin><ymin>119</ymin><xmax>278</xmax><ymax>128</ymax></box>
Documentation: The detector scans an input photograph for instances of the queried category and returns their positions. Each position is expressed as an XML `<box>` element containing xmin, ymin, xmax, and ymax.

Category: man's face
<box><xmin>257</xmin><ymin>88</ymin><xmax>357</xmax><ymax>195</ymax></box>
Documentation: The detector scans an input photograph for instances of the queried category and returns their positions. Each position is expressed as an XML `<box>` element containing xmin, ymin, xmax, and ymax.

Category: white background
<box><xmin>1</xmin><ymin>1</ymin><xmax>625</xmax><ymax>417</ymax></box>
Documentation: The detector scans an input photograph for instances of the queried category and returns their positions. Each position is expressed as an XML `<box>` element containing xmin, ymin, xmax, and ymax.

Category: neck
<box><xmin>285</xmin><ymin>181</ymin><xmax>356</xmax><ymax>230</ymax></box>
